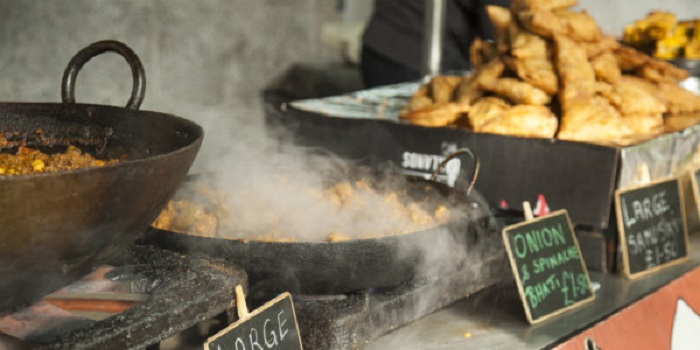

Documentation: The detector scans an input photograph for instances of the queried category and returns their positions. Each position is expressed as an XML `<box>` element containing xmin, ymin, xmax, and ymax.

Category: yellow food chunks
<box><xmin>31</xmin><ymin>159</ymin><xmax>45</xmax><ymax>172</ymax></box>
<box><xmin>624</xmin><ymin>11</ymin><xmax>677</xmax><ymax>47</ymax></box>
<box><xmin>624</xmin><ymin>11</ymin><xmax>700</xmax><ymax>59</ymax></box>
<box><xmin>655</xmin><ymin>26</ymin><xmax>689</xmax><ymax>59</ymax></box>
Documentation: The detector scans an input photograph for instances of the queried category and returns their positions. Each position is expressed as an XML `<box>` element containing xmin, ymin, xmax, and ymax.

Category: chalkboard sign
<box><xmin>615</xmin><ymin>177</ymin><xmax>689</xmax><ymax>279</ymax></box>
<box><xmin>502</xmin><ymin>210</ymin><xmax>595</xmax><ymax>324</ymax></box>
<box><xmin>205</xmin><ymin>293</ymin><xmax>303</xmax><ymax>350</ymax></box>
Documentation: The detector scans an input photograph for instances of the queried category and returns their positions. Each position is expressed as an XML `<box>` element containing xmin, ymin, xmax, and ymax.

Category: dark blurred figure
<box><xmin>361</xmin><ymin>0</ymin><xmax>511</xmax><ymax>88</ymax></box>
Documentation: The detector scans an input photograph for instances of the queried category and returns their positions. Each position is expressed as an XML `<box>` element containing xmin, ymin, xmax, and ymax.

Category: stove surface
<box><xmin>0</xmin><ymin>245</ymin><xmax>246</xmax><ymax>350</ymax></box>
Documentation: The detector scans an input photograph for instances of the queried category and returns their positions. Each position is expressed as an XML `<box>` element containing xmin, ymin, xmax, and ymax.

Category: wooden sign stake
<box><xmin>633</xmin><ymin>163</ymin><xmax>651</xmax><ymax>186</ymax></box>
<box><xmin>523</xmin><ymin>201</ymin><xmax>534</xmax><ymax>221</ymax></box>
<box><xmin>235</xmin><ymin>285</ymin><xmax>250</xmax><ymax>319</ymax></box>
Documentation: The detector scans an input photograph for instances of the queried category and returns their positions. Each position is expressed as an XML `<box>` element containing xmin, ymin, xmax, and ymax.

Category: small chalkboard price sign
<box><xmin>502</xmin><ymin>207</ymin><xmax>594</xmax><ymax>324</ymax></box>
<box><xmin>205</xmin><ymin>286</ymin><xmax>303</xmax><ymax>350</ymax></box>
<box><xmin>615</xmin><ymin>177</ymin><xmax>690</xmax><ymax>279</ymax></box>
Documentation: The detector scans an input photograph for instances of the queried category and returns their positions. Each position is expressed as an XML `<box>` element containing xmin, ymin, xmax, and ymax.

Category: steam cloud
<box><xmin>193</xmin><ymin>112</ymin><xmax>467</xmax><ymax>242</ymax></box>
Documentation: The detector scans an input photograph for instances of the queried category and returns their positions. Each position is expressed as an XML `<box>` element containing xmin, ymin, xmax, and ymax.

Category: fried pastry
<box><xmin>509</xmin><ymin>29</ymin><xmax>558</xmax><ymax>94</ymax></box>
<box><xmin>598</xmin><ymin>79</ymin><xmax>667</xmax><ymax>115</ymax></box>
<box><xmin>486</xmin><ymin>5</ymin><xmax>512</xmax><ymax>53</ymax></box>
<box><xmin>429</xmin><ymin>76</ymin><xmax>462</xmax><ymax>103</ymax></box>
<box><xmin>557</xmin><ymin>98</ymin><xmax>636</xmax><ymax>146</ymax></box>
<box><xmin>469</xmin><ymin>38</ymin><xmax>498</xmax><ymax>69</ymax></box>
<box><xmin>554</xmin><ymin>35</ymin><xmax>596</xmax><ymax>108</ymax></box>
<box><xmin>518</xmin><ymin>10</ymin><xmax>601</xmax><ymax>42</ymax></box>
<box><xmin>511</xmin><ymin>29</ymin><xmax>549</xmax><ymax>58</ymax></box>
<box><xmin>657</xmin><ymin>82</ymin><xmax>700</xmax><ymax>114</ymax></box>
<box><xmin>511</xmin><ymin>0</ymin><xmax>578</xmax><ymax>12</ymax></box>
<box><xmin>557</xmin><ymin>11</ymin><xmax>602</xmax><ymax>42</ymax></box>
<box><xmin>478</xmin><ymin>105</ymin><xmax>558</xmax><ymax>138</ymax></box>
<box><xmin>403</xmin><ymin>86</ymin><xmax>433</xmax><ymax>112</ymax></box>
<box><xmin>517</xmin><ymin>10</ymin><xmax>563</xmax><ymax>38</ymax></box>
<box><xmin>636</xmin><ymin>59</ymin><xmax>689</xmax><ymax>83</ymax></box>
<box><xmin>401</xmin><ymin>76</ymin><xmax>469</xmax><ymax>127</ymax></box>
<box><xmin>454</xmin><ymin>74</ymin><xmax>484</xmax><ymax>105</ymax></box>
<box><xmin>665</xmin><ymin>112</ymin><xmax>700</xmax><ymax>133</ymax></box>
<box><xmin>580</xmin><ymin>35</ymin><xmax>619</xmax><ymax>58</ymax></box>
<box><xmin>617</xmin><ymin>76</ymin><xmax>664</xmax><ymax>102</ymax></box>
<box><xmin>596</xmin><ymin>79</ymin><xmax>666</xmax><ymax>137</ymax></box>
<box><xmin>614</xmin><ymin>46</ymin><xmax>650</xmax><ymax>71</ymax></box>
<box><xmin>474</xmin><ymin>58</ymin><xmax>506</xmax><ymax>86</ymax></box>
<box><xmin>468</xmin><ymin>96</ymin><xmax>511</xmax><ymax>129</ymax></box>
<box><xmin>590</xmin><ymin>51</ymin><xmax>622</xmax><ymax>83</ymax></box>
<box><xmin>480</xmin><ymin>78</ymin><xmax>551</xmax><ymax>105</ymax></box>
<box><xmin>512</xmin><ymin>56</ymin><xmax>559</xmax><ymax>94</ymax></box>
<box><xmin>400</xmin><ymin>103</ymin><xmax>467</xmax><ymax>127</ymax></box>
<box><xmin>622</xmin><ymin>113</ymin><xmax>665</xmax><ymax>137</ymax></box>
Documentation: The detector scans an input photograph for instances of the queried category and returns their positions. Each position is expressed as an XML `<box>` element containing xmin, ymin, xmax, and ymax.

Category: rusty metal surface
<box><xmin>23</xmin><ymin>245</ymin><xmax>247</xmax><ymax>350</ymax></box>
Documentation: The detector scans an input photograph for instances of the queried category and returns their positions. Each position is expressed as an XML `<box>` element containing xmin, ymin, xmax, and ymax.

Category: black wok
<box><xmin>144</xmin><ymin>150</ymin><xmax>497</xmax><ymax>295</ymax></box>
<box><xmin>0</xmin><ymin>41</ymin><xmax>203</xmax><ymax>314</ymax></box>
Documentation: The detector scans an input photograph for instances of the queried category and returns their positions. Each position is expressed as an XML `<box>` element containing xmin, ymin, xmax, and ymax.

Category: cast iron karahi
<box><xmin>146</xmin><ymin>150</ymin><xmax>494</xmax><ymax>295</ymax></box>
<box><xmin>0</xmin><ymin>40</ymin><xmax>203</xmax><ymax>314</ymax></box>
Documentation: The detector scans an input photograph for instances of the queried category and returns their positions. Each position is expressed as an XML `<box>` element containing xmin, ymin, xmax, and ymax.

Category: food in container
<box><xmin>623</xmin><ymin>11</ymin><xmax>700</xmax><ymax>60</ymax></box>
<box><xmin>400</xmin><ymin>1</ymin><xmax>700</xmax><ymax>146</ymax></box>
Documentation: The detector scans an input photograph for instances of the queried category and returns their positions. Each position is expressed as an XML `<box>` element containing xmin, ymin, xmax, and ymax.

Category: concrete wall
<box><xmin>0</xmin><ymin>0</ymin><xmax>341</xmax><ymax>169</ymax></box>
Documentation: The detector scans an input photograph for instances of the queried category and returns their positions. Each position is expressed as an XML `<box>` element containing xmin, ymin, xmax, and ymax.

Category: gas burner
<box><xmin>0</xmin><ymin>245</ymin><xmax>246</xmax><ymax>350</ymax></box>
<box><xmin>242</xmin><ymin>227</ymin><xmax>510</xmax><ymax>350</ymax></box>
<box><xmin>285</xmin><ymin>253</ymin><xmax>508</xmax><ymax>350</ymax></box>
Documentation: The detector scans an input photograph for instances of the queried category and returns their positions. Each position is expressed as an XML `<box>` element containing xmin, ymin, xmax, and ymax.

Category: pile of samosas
<box><xmin>400</xmin><ymin>0</ymin><xmax>700</xmax><ymax>146</ymax></box>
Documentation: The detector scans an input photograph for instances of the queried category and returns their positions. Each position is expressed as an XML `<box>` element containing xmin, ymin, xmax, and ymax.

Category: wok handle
<box><xmin>61</xmin><ymin>40</ymin><xmax>146</xmax><ymax>110</ymax></box>
<box><xmin>429</xmin><ymin>147</ymin><xmax>480</xmax><ymax>196</ymax></box>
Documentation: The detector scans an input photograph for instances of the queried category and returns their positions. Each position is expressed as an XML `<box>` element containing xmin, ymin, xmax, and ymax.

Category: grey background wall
<box><xmin>1</xmin><ymin>0</ymin><xmax>699</xmax><ymax>170</ymax></box>
<box><xmin>0</xmin><ymin>0</ymin><xmax>342</xmax><ymax>170</ymax></box>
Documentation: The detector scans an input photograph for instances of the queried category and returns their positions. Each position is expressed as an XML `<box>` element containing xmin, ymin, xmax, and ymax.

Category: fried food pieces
<box><xmin>401</xmin><ymin>2</ymin><xmax>700</xmax><ymax>146</ymax></box>
<box><xmin>623</xmin><ymin>11</ymin><xmax>700</xmax><ymax>59</ymax></box>
<box><xmin>557</xmin><ymin>98</ymin><xmax>636</xmax><ymax>146</ymax></box>
<box><xmin>0</xmin><ymin>144</ymin><xmax>118</xmax><ymax>176</ymax></box>
<box><xmin>153</xmin><ymin>180</ymin><xmax>452</xmax><ymax>243</ymax></box>
<box><xmin>554</xmin><ymin>34</ymin><xmax>596</xmax><ymax>108</ymax></box>
<box><xmin>509</xmin><ymin>29</ymin><xmax>558</xmax><ymax>94</ymax></box>
<box><xmin>467</xmin><ymin>96</ymin><xmax>558</xmax><ymax>138</ymax></box>
<box><xmin>400</xmin><ymin>76</ymin><xmax>469</xmax><ymax>127</ymax></box>
<box><xmin>479</xmin><ymin>105</ymin><xmax>558</xmax><ymax>138</ymax></box>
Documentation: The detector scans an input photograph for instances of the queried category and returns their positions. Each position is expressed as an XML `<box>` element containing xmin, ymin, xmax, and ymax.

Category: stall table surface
<box><xmin>159</xmin><ymin>235</ymin><xmax>700</xmax><ymax>350</ymax></box>
<box><xmin>365</xmin><ymin>234</ymin><xmax>700</xmax><ymax>350</ymax></box>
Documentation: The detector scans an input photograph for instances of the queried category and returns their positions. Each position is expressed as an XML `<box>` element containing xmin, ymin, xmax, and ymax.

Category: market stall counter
<box><xmin>365</xmin><ymin>233</ymin><xmax>700</xmax><ymax>350</ymax></box>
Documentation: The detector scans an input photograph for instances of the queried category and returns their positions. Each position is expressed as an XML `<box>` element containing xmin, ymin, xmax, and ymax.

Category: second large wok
<box><xmin>0</xmin><ymin>41</ymin><xmax>203</xmax><ymax>314</ymax></box>
<box><xmin>145</xmin><ymin>151</ymin><xmax>499</xmax><ymax>295</ymax></box>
